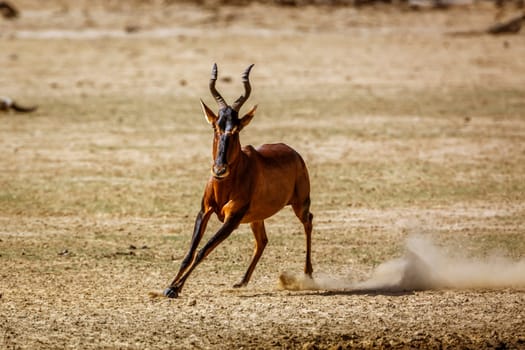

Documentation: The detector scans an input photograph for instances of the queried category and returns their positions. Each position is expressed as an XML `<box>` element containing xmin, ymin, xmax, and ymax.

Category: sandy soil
<box><xmin>1</xmin><ymin>1</ymin><xmax>525</xmax><ymax>349</ymax></box>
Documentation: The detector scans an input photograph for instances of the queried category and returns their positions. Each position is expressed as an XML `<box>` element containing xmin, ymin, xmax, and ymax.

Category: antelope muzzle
<box><xmin>212</xmin><ymin>164</ymin><xmax>230</xmax><ymax>179</ymax></box>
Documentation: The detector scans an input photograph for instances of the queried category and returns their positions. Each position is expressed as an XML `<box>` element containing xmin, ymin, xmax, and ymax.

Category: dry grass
<box><xmin>1</xmin><ymin>2</ymin><xmax>525</xmax><ymax>349</ymax></box>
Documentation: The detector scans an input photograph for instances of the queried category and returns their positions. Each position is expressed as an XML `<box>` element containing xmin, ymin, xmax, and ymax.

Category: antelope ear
<box><xmin>200</xmin><ymin>99</ymin><xmax>217</xmax><ymax>124</ymax></box>
<box><xmin>239</xmin><ymin>105</ymin><xmax>257</xmax><ymax>130</ymax></box>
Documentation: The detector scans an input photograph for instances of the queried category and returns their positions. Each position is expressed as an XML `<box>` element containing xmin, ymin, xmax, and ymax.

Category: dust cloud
<box><xmin>279</xmin><ymin>236</ymin><xmax>525</xmax><ymax>292</ymax></box>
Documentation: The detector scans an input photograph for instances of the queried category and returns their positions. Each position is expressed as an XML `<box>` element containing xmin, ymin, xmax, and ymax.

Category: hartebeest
<box><xmin>163</xmin><ymin>64</ymin><xmax>314</xmax><ymax>298</ymax></box>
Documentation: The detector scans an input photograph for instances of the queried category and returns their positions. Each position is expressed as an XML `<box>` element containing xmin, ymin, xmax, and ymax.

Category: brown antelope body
<box><xmin>163</xmin><ymin>64</ymin><xmax>314</xmax><ymax>298</ymax></box>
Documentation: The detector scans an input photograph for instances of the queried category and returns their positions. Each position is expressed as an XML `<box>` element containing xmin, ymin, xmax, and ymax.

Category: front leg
<box><xmin>164</xmin><ymin>205</ymin><xmax>248</xmax><ymax>298</ymax></box>
<box><xmin>163</xmin><ymin>206</ymin><xmax>213</xmax><ymax>298</ymax></box>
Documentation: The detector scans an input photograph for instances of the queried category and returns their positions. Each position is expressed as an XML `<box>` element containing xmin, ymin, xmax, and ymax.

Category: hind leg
<box><xmin>234</xmin><ymin>220</ymin><xmax>268</xmax><ymax>288</ymax></box>
<box><xmin>292</xmin><ymin>197</ymin><xmax>313</xmax><ymax>277</ymax></box>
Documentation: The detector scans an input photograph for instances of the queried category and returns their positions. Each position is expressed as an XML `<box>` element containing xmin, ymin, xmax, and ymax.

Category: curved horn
<box><xmin>209</xmin><ymin>63</ymin><xmax>227</xmax><ymax>110</ymax></box>
<box><xmin>232</xmin><ymin>64</ymin><xmax>254</xmax><ymax>112</ymax></box>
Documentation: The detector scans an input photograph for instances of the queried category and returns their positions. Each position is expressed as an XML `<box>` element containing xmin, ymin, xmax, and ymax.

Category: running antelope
<box><xmin>163</xmin><ymin>64</ymin><xmax>314</xmax><ymax>298</ymax></box>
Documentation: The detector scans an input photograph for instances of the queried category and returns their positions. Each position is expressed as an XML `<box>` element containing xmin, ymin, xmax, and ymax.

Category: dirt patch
<box><xmin>1</xmin><ymin>2</ymin><xmax>525</xmax><ymax>349</ymax></box>
<box><xmin>1</xmin><ymin>214</ymin><xmax>525</xmax><ymax>349</ymax></box>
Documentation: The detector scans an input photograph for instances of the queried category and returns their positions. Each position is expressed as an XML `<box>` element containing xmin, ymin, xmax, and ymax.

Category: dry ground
<box><xmin>1</xmin><ymin>1</ymin><xmax>525</xmax><ymax>349</ymax></box>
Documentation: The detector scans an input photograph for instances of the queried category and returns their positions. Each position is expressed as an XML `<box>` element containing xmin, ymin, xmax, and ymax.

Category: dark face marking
<box><xmin>215</xmin><ymin>133</ymin><xmax>230</xmax><ymax>171</ymax></box>
<box><xmin>217</xmin><ymin>107</ymin><xmax>240</xmax><ymax>132</ymax></box>
<box><xmin>212</xmin><ymin>107</ymin><xmax>241</xmax><ymax>178</ymax></box>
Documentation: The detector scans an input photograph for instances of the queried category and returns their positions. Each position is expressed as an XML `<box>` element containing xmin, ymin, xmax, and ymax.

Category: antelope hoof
<box><xmin>163</xmin><ymin>287</ymin><xmax>179</xmax><ymax>298</ymax></box>
<box><xmin>233</xmin><ymin>281</ymin><xmax>247</xmax><ymax>288</ymax></box>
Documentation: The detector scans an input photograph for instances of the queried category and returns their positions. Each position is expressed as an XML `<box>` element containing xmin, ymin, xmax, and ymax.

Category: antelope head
<box><xmin>201</xmin><ymin>64</ymin><xmax>257</xmax><ymax>179</ymax></box>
